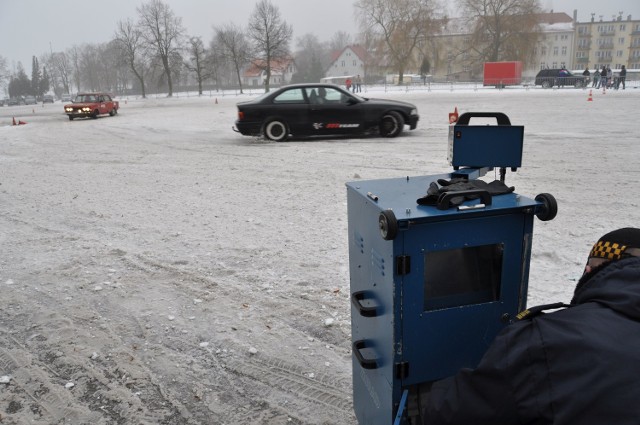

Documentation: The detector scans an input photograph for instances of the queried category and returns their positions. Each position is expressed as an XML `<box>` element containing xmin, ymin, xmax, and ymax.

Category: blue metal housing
<box><xmin>347</xmin><ymin>113</ymin><xmax>549</xmax><ymax>424</ymax></box>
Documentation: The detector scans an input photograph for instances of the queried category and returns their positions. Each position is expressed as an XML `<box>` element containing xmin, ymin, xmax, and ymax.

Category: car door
<box><xmin>307</xmin><ymin>87</ymin><xmax>364</xmax><ymax>136</ymax></box>
<box><xmin>269</xmin><ymin>88</ymin><xmax>309</xmax><ymax>135</ymax></box>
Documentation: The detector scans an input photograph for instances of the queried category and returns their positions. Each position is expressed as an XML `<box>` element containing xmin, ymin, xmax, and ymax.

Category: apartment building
<box><xmin>574</xmin><ymin>13</ymin><xmax>640</xmax><ymax>71</ymax></box>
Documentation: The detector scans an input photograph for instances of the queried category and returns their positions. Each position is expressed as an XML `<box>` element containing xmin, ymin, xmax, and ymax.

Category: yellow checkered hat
<box><xmin>589</xmin><ymin>228</ymin><xmax>640</xmax><ymax>261</ymax></box>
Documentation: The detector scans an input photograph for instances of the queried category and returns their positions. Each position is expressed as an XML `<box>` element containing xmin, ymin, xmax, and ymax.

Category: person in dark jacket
<box><xmin>421</xmin><ymin>227</ymin><xmax>640</xmax><ymax>425</ymax></box>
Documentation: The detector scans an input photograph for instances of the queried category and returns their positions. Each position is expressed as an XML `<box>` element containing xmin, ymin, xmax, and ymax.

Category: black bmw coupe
<box><xmin>233</xmin><ymin>83</ymin><xmax>419</xmax><ymax>141</ymax></box>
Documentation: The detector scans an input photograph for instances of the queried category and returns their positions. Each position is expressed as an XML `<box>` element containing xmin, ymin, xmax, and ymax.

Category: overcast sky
<box><xmin>1</xmin><ymin>0</ymin><xmax>639</xmax><ymax>74</ymax></box>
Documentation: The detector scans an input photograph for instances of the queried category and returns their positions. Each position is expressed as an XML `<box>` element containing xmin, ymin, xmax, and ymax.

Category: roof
<box><xmin>329</xmin><ymin>45</ymin><xmax>371</xmax><ymax>63</ymax></box>
<box><xmin>243</xmin><ymin>57</ymin><xmax>294</xmax><ymax>78</ymax></box>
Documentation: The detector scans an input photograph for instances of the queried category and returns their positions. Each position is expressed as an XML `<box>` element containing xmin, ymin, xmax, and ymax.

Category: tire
<box><xmin>541</xmin><ymin>80</ymin><xmax>551</xmax><ymax>89</ymax></box>
<box><xmin>263</xmin><ymin>119</ymin><xmax>289</xmax><ymax>142</ymax></box>
<box><xmin>92</xmin><ymin>109</ymin><xmax>99</xmax><ymax>119</ymax></box>
<box><xmin>574</xmin><ymin>80</ymin><xmax>583</xmax><ymax>88</ymax></box>
<box><xmin>68</xmin><ymin>116</ymin><xmax>74</xmax><ymax>121</ymax></box>
<box><xmin>109</xmin><ymin>108</ymin><xmax>115</xmax><ymax>116</ymax></box>
<box><xmin>379</xmin><ymin>111</ymin><xmax>404</xmax><ymax>138</ymax></box>
<box><xmin>535</xmin><ymin>193</ymin><xmax>558</xmax><ymax>221</ymax></box>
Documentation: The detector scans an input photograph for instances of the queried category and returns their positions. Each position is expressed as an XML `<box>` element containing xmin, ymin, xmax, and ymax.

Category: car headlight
<box><xmin>410</xmin><ymin>108</ymin><xmax>418</xmax><ymax>116</ymax></box>
<box><xmin>82</xmin><ymin>107</ymin><xmax>91</xmax><ymax>112</ymax></box>
<box><xmin>65</xmin><ymin>107</ymin><xmax>73</xmax><ymax>112</ymax></box>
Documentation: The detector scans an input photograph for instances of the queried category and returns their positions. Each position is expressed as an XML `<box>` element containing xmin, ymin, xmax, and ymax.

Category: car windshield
<box><xmin>75</xmin><ymin>94</ymin><xmax>97</xmax><ymax>103</ymax></box>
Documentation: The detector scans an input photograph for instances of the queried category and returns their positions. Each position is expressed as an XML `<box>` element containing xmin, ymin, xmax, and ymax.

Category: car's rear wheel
<box><xmin>379</xmin><ymin>111</ymin><xmax>404</xmax><ymax>137</ymax></box>
<box><xmin>541</xmin><ymin>80</ymin><xmax>551</xmax><ymax>89</ymax></box>
<box><xmin>109</xmin><ymin>108</ymin><xmax>116</xmax><ymax>116</ymax></box>
<box><xmin>263</xmin><ymin>119</ymin><xmax>289</xmax><ymax>141</ymax></box>
<box><xmin>574</xmin><ymin>80</ymin><xmax>584</xmax><ymax>88</ymax></box>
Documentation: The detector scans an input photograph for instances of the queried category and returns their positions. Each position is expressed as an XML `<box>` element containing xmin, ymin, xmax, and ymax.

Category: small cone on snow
<box><xmin>587</xmin><ymin>90</ymin><xmax>593</xmax><ymax>102</ymax></box>
<box><xmin>18</xmin><ymin>120</ymin><xmax>27</xmax><ymax>125</ymax></box>
<box><xmin>448</xmin><ymin>107</ymin><xmax>459</xmax><ymax>124</ymax></box>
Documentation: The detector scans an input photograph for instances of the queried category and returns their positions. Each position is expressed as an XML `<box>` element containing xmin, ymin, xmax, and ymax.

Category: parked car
<box><xmin>61</xmin><ymin>93</ymin><xmax>72</xmax><ymax>103</ymax></box>
<box><xmin>535</xmin><ymin>69</ymin><xmax>587</xmax><ymax>88</ymax></box>
<box><xmin>8</xmin><ymin>97</ymin><xmax>23</xmax><ymax>106</ymax></box>
<box><xmin>42</xmin><ymin>94</ymin><xmax>55</xmax><ymax>104</ymax></box>
<box><xmin>64</xmin><ymin>92</ymin><xmax>119</xmax><ymax>120</ymax></box>
<box><xmin>233</xmin><ymin>83</ymin><xmax>419</xmax><ymax>141</ymax></box>
<box><xmin>24</xmin><ymin>95</ymin><xmax>37</xmax><ymax>105</ymax></box>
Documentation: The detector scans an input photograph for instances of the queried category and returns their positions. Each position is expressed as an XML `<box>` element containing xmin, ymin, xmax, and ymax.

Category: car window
<box><xmin>273</xmin><ymin>89</ymin><xmax>305</xmax><ymax>104</ymax></box>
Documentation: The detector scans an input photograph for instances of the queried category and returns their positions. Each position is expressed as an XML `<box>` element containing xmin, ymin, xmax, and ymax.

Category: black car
<box><xmin>535</xmin><ymin>69</ymin><xmax>586</xmax><ymax>88</ymax></box>
<box><xmin>233</xmin><ymin>83</ymin><xmax>419</xmax><ymax>141</ymax></box>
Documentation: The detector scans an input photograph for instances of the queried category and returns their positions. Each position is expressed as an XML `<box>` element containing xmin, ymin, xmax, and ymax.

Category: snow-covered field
<box><xmin>1</xmin><ymin>86</ymin><xmax>639</xmax><ymax>424</ymax></box>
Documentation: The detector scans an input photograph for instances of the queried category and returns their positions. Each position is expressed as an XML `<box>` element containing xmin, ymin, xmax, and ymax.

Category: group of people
<box><xmin>345</xmin><ymin>74</ymin><xmax>362</xmax><ymax>93</ymax></box>
<box><xmin>585</xmin><ymin>65</ymin><xmax>627</xmax><ymax>90</ymax></box>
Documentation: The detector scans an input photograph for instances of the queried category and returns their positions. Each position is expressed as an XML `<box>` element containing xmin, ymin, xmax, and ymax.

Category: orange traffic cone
<box><xmin>18</xmin><ymin>120</ymin><xmax>27</xmax><ymax>125</ymax></box>
<box><xmin>448</xmin><ymin>107</ymin><xmax>459</xmax><ymax>124</ymax></box>
<box><xmin>12</xmin><ymin>117</ymin><xmax>17</xmax><ymax>126</ymax></box>
<box><xmin>587</xmin><ymin>90</ymin><xmax>593</xmax><ymax>101</ymax></box>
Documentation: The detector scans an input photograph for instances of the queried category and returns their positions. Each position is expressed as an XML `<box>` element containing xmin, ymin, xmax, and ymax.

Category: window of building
<box><xmin>619</xmin><ymin>37</ymin><xmax>625</xmax><ymax>45</ymax></box>
<box><xmin>553</xmin><ymin>46</ymin><xmax>559</xmax><ymax>56</ymax></box>
<box><xmin>552</xmin><ymin>62</ymin><xmax>558</xmax><ymax>68</ymax></box>
<box><xmin>620</xmin><ymin>24</ymin><xmax>626</xmax><ymax>31</ymax></box>
<box><xmin>562</xmin><ymin>46</ymin><xmax>567</xmax><ymax>55</ymax></box>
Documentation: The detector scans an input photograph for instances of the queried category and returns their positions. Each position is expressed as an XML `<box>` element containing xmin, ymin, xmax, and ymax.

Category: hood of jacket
<box><xmin>571</xmin><ymin>256</ymin><xmax>640</xmax><ymax>320</ymax></box>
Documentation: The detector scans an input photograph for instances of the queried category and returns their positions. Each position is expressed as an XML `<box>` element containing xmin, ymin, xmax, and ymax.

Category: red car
<box><xmin>64</xmin><ymin>92</ymin><xmax>119</xmax><ymax>120</ymax></box>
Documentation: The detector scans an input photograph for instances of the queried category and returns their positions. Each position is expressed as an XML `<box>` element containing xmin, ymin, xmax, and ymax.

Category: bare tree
<box><xmin>0</xmin><ymin>55</ymin><xmax>9</xmax><ymax>95</ymax></box>
<box><xmin>291</xmin><ymin>34</ymin><xmax>328</xmax><ymax>83</ymax></box>
<box><xmin>247</xmin><ymin>0</ymin><xmax>293</xmax><ymax>92</ymax></box>
<box><xmin>328</xmin><ymin>31</ymin><xmax>353</xmax><ymax>52</ymax></box>
<box><xmin>214</xmin><ymin>23</ymin><xmax>251</xmax><ymax>93</ymax></box>
<box><xmin>184</xmin><ymin>36</ymin><xmax>213</xmax><ymax>95</ymax></box>
<box><xmin>114</xmin><ymin>18</ymin><xmax>148</xmax><ymax>98</ymax></box>
<box><xmin>51</xmin><ymin>52</ymin><xmax>73</xmax><ymax>94</ymax></box>
<box><xmin>355</xmin><ymin>0</ymin><xmax>439</xmax><ymax>84</ymax></box>
<box><xmin>137</xmin><ymin>0</ymin><xmax>185</xmax><ymax>96</ymax></box>
<box><xmin>67</xmin><ymin>46</ymin><xmax>83</xmax><ymax>93</ymax></box>
<box><xmin>459</xmin><ymin>0</ymin><xmax>542</xmax><ymax>63</ymax></box>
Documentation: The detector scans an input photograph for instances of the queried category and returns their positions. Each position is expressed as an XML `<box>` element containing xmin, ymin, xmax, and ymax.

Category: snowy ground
<box><xmin>1</xmin><ymin>85</ymin><xmax>639</xmax><ymax>424</ymax></box>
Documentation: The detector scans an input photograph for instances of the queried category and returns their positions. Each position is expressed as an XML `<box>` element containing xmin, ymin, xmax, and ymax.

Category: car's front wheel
<box><xmin>68</xmin><ymin>116</ymin><xmax>74</xmax><ymax>121</ymax></box>
<box><xmin>263</xmin><ymin>119</ymin><xmax>289</xmax><ymax>141</ymax></box>
<box><xmin>574</xmin><ymin>80</ymin><xmax>584</xmax><ymax>88</ymax></box>
<box><xmin>92</xmin><ymin>109</ymin><xmax>99</xmax><ymax>119</ymax></box>
<box><xmin>541</xmin><ymin>80</ymin><xmax>551</xmax><ymax>89</ymax></box>
<box><xmin>379</xmin><ymin>111</ymin><xmax>404</xmax><ymax>137</ymax></box>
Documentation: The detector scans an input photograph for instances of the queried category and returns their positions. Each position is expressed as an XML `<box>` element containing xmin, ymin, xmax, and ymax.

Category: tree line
<box><xmin>0</xmin><ymin>0</ymin><xmax>543</xmax><ymax>98</ymax></box>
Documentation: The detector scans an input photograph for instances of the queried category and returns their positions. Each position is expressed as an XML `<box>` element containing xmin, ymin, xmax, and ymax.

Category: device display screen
<box><xmin>423</xmin><ymin>244</ymin><xmax>504</xmax><ymax>311</ymax></box>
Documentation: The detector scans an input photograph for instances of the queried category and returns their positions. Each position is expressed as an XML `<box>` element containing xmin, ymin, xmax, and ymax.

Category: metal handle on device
<box><xmin>353</xmin><ymin>340</ymin><xmax>379</xmax><ymax>370</ymax></box>
<box><xmin>437</xmin><ymin>189</ymin><xmax>492</xmax><ymax>210</ymax></box>
<box><xmin>351</xmin><ymin>291</ymin><xmax>379</xmax><ymax>317</ymax></box>
<box><xmin>456</xmin><ymin>112</ymin><xmax>511</xmax><ymax>126</ymax></box>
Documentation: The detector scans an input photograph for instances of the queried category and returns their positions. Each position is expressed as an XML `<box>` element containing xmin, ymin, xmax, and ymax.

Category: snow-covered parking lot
<box><xmin>1</xmin><ymin>86</ymin><xmax>639</xmax><ymax>424</ymax></box>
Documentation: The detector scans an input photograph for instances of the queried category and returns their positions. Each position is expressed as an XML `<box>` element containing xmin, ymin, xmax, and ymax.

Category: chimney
<box><xmin>573</xmin><ymin>9</ymin><xmax>578</xmax><ymax>23</ymax></box>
